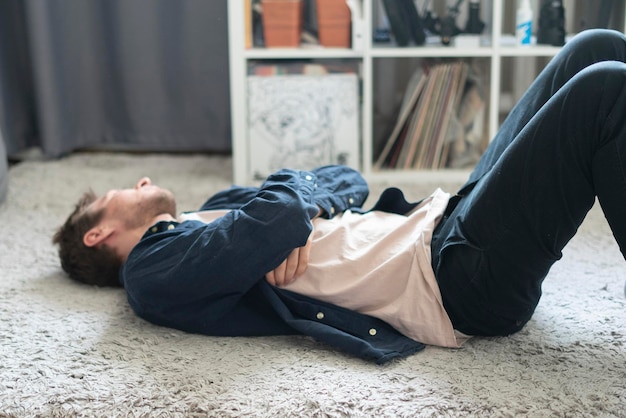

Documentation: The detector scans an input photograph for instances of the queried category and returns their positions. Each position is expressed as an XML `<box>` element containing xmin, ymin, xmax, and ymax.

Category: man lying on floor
<box><xmin>54</xmin><ymin>29</ymin><xmax>626</xmax><ymax>363</ymax></box>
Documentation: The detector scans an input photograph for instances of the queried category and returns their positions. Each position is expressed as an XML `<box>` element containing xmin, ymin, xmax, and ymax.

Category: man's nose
<box><xmin>135</xmin><ymin>177</ymin><xmax>152</xmax><ymax>189</ymax></box>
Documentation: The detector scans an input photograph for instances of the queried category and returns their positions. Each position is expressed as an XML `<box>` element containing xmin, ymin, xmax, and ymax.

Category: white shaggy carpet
<box><xmin>0</xmin><ymin>152</ymin><xmax>624</xmax><ymax>417</ymax></box>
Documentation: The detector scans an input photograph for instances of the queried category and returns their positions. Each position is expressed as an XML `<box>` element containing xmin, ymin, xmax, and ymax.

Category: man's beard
<box><xmin>124</xmin><ymin>189</ymin><xmax>177</xmax><ymax>230</ymax></box>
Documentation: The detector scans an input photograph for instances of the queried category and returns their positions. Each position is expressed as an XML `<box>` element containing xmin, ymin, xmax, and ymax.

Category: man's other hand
<box><xmin>265</xmin><ymin>233</ymin><xmax>312</xmax><ymax>287</ymax></box>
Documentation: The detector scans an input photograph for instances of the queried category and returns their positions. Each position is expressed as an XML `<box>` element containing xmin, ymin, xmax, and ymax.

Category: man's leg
<box><xmin>468</xmin><ymin>28</ymin><xmax>626</xmax><ymax>185</ymax></box>
<box><xmin>432</xmin><ymin>54</ymin><xmax>626</xmax><ymax>336</ymax></box>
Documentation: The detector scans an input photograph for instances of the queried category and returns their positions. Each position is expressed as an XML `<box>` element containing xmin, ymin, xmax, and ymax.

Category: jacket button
<box><xmin>349</xmin><ymin>198</ymin><xmax>354</xmax><ymax>205</ymax></box>
<box><xmin>316</xmin><ymin>312</ymin><xmax>325</xmax><ymax>320</ymax></box>
<box><xmin>167</xmin><ymin>224</ymin><xmax>175</xmax><ymax>230</ymax></box>
<box><xmin>330</xmin><ymin>206</ymin><xmax>335</xmax><ymax>215</ymax></box>
<box><xmin>305</xmin><ymin>175</ymin><xmax>313</xmax><ymax>181</ymax></box>
<box><xmin>369</xmin><ymin>328</ymin><xmax>377</xmax><ymax>336</ymax></box>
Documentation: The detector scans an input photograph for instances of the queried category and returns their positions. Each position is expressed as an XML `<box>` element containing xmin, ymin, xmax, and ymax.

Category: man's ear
<box><xmin>83</xmin><ymin>225</ymin><xmax>115</xmax><ymax>248</ymax></box>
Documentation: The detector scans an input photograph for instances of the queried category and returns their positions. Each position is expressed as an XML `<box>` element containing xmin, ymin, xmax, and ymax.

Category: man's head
<box><xmin>53</xmin><ymin>177</ymin><xmax>176</xmax><ymax>287</ymax></box>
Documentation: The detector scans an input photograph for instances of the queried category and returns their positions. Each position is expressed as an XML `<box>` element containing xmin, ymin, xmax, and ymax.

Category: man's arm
<box><xmin>198</xmin><ymin>165</ymin><xmax>369</xmax><ymax>216</ymax></box>
<box><xmin>311</xmin><ymin>165</ymin><xmax>369</xmax><ymax>218</ymax></box>
<box><xmin>264</xmin><ymin>165</ymin><xmax>370</xmax><ymax>286</ymax></box>
<box><xmin>198</xmin><ymin>185</ymin><xmax>259</xmax><ymax>211</ymax></box>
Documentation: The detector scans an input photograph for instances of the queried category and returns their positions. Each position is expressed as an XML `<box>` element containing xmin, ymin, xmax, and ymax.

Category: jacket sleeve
<box><xmin>311</xmin><ymin>165</ymin><xmax>369</xmax><ymax>218</ymax></box>
<box><xmin>198</xmin><ymin>186</ymin><xmax>259</xmax><ymax>211</ymax></box>
<box><xmin>198</xmin><ymin>165</ymin><xmax>369</xmax><ymax>217</ymax></box>
<box><xmin>122</xmin><ymin>169</ymin><xmax>320</xmax><ymax>322</ymax></box>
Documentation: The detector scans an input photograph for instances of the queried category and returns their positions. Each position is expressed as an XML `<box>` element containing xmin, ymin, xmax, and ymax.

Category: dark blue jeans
<box><xmin>431</xmin><ymin>29</ymin><xmax>626</xmax><ymax>336</ymax></box>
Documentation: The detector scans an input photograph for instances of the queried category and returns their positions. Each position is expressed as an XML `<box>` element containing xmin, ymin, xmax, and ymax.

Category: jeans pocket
<box><xmin>437</xmin><ymin>241</ymin><xmax>531</xmax><ymax>336</ymax></box>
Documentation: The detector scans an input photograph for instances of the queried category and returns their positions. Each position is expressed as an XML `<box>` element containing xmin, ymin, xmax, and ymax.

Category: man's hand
<box><xmin>265</xmin><ymin>233</ymin><xmax>312</xmax><ymax>287</ymax></box>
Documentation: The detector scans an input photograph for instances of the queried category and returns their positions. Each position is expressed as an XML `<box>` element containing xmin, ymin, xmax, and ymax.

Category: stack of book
<box><xmin>374</xmin><ymin>61</ymin><xmax>470</xmax><ymax>170</ymax></box>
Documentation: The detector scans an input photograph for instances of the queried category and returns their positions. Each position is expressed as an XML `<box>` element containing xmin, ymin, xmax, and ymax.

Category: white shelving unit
<box><xmin>228</xmin><ymin>0</ymin><xmax>625</xmax><ymax>185</ymax></box>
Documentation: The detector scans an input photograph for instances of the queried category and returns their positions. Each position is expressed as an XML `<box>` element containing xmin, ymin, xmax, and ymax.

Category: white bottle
<box><xmin>516</xmin><ymin>0</ymin><xmax>533</xmax><ymax>46</ymax></box>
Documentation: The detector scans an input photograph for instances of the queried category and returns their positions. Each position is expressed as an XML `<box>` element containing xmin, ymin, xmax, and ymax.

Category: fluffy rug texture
<box><xmin>0</xmin><ymin>152</ymin><xmax>624</xmax><ymax>417</ymax></box>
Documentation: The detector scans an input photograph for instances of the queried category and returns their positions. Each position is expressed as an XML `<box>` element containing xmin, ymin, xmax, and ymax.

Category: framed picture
<box><xmin>247</xmin><ymin>73</ymin><xmax>359</xmax><ymax>181</ymax></box>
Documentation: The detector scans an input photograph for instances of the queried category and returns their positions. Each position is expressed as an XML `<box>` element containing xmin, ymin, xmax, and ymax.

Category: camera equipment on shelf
<box><xmin>537</xmin><ymin>0</ymin><xmax>566</xmax><ymax>46</ymax></box>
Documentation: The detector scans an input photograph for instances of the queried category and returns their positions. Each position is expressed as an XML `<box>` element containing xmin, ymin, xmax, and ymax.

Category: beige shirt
<box><xmin>179</xmin><ymin>188</ymin><xmax>467</xmax><ymax>348</ymax></box>
<box><xmin>282</xmin><ymin>188</ymin><xmax>465</xmax><ymax>348</ymax></box>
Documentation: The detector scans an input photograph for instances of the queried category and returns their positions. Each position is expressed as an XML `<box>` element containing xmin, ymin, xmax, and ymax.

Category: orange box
<box><xmin>261</xmin><ymin>0</ymin><xmax>304</xmax><ymax>47</ymax></box>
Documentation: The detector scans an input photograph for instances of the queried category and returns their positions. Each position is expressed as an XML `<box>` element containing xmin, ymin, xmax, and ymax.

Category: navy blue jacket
<box><xmin>121</xmin><ymin>166</ymin><xmax>425</xmax><ymax>364</ymax></box>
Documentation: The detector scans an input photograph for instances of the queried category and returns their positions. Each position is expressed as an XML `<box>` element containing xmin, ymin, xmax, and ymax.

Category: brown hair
<box><xmin>52</xmin><ymin>191</ymin><xmax>123</xmax><ymax>287</ymax></box>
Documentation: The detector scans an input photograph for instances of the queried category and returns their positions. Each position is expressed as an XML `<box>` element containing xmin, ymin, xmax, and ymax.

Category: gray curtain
<box><xmin>0</xmin><ymin>0</ymin><xmax>231</xmax><ymax>158</ymax></box>
<box><xmin>0</xmin><ymin>129</ymin><xmax>6</xmax><ymax>203</ymax></box>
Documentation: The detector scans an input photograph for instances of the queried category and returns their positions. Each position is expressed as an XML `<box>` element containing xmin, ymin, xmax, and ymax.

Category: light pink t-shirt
<box><xmin>283</xmin><ymin>188</ymin><xmax>464</xmax><ymax>348</ymax></box>
<box><xmin>179</xmin><ymin>188</ymin><xmax>466</xmax><ymax>348</ymax></box>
